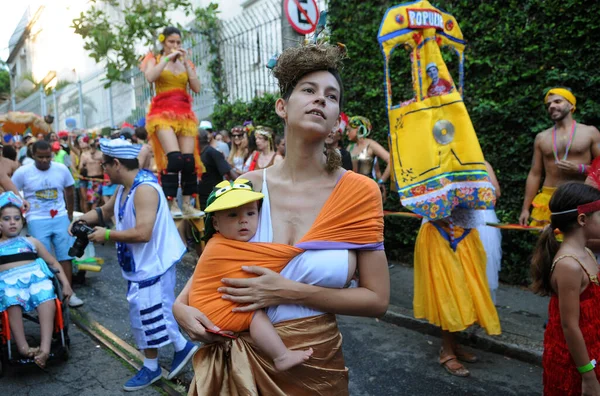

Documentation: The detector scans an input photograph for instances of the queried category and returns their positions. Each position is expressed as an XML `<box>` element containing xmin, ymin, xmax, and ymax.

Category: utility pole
<box><xmin>281</xmin><ymin>1</ymin><xmax>304</xmax><ymax>50</ymax></box>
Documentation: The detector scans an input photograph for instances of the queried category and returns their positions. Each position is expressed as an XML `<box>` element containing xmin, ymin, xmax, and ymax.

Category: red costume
<box><xmin>543</xmin><ymin>252</ymin><xmax>600</xmax><ymax>395</ymax></box>
<box><xmin>427</xmin><ymin>78</ymin><xmax>453</xmax><ymax>97</ymax></box>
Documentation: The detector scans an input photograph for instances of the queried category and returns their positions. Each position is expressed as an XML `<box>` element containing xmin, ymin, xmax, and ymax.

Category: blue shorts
<box><xmin>0</xmin><ymin>260</ymin><xmax>56</xmax><ymax>313</ymax></box>
<box><xmin>27</xmin><ymin>215</ymin><xmax>75</xmax><ymax>261</ymax></box>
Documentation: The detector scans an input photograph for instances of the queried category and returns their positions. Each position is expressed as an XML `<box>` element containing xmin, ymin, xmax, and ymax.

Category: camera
<box><xmin>69</xmin><ymin>221</ymin><xmax>95</xmax><ymax>258</ymax></box>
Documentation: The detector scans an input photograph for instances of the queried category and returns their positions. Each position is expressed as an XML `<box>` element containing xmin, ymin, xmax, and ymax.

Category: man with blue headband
<box><xmin>71</xmin><ymin>137</ymin><xmax>198</xmax><ymax>390</ymax></box>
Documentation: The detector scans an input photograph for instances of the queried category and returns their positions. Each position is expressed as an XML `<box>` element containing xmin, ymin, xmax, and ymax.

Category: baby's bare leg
<box><xmin>249</xmin><ymin>310</ymin><xmax>313</xmax><ymax>372</ymax></box>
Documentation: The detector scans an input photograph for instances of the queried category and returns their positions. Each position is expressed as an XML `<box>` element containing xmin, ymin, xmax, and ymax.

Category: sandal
<box><xmin>439</xmin><ymin>353</ymin><xmax>470</xmax><ymax>377</ymax></box>
<box><xmin>19</xmin><ymin>346</ymin><xmax>40</xmax><ymax>358</ymax></box>
<box><xmin>455</xmin><ymin>346</ymin><xmax>478</xmax><ymax>363</ymax></box>
<box><xmin>34</xmin><ymin>351</ymin><xmax>50</xmax><ymax>369</ymax></box>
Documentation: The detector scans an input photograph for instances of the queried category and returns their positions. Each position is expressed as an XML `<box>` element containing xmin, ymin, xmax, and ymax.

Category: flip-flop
<box><xmin>439</xmin><ymin>354</ymin><xmax>470</xmax><ymax>377</ymax></box>
<box><xmin>455</xmin><ymin>347</ymin><xmax>478</xmax><ymax>363</ymax></box>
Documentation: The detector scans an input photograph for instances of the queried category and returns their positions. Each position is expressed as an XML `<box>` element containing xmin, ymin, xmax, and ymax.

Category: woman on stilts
<box><xmin>141</xmin><ymin>26</ymin><xmax>203</xmax><ymax>217</ymax></box>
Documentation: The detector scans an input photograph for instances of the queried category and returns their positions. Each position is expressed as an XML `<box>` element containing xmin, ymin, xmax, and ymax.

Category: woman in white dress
<box><xmin>476</xmin><ymin>160</ymin><xmax>503</xmax><ymax>303</ymax></box>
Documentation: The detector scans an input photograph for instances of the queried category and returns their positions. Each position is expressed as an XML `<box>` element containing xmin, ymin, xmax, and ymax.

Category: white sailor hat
<box><xmin>426</xmin><ymin>62</ymin><xmax>438</xmax><ymax>71</ymax></box>
<box><xmin>99</xmin><ymin>137</ymin><xmax>142</xmax><ymax>159</ymax></box>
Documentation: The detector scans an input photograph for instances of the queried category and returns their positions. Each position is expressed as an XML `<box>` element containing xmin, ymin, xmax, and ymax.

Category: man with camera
<box><xmin>11</xmin><ymin>140</ymin><xmax>83</xmax><ymax>308</ymax></box>
<box><xmin>70</xmin><ymin>138</ymin><xmax>197</xmax><ymax>391</ymax></box>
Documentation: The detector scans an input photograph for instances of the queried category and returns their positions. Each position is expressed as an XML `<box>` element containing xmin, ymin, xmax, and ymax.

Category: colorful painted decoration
<box><xmin>378</xmin><ymin>0</ymin><xmax>495</xmax><ymax>220</ymax></box>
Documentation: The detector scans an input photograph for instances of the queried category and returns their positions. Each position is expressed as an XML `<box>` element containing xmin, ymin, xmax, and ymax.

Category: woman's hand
<box><xmin>167</xmin><ymin>48</ymin><xmax>186</xmax><ymax>62</ymax></box>
<box><xmin>219</xmin><ymin>266</ymin><xmax>294</xmax><ymax>313</ymax></box>
<box><xmin>179</xmin><ymin>48</ymin><xmax>190</xmax><ymax>63</ymax></box>
<box><xmin>582</xmin><ymin>372</ymin><xmax>600</xmax><ymax>396</ymax></box>
<box><xmin>172</xmin><ymin>300</ymin><xmax>233</xmax><ymax>343</ymax></box>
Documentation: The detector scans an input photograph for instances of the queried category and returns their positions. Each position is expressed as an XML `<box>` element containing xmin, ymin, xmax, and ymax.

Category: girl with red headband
<box><xmin>531</xmin><ymin>181</ymin><xmax>600</xmax><ymax>395</ymax></box>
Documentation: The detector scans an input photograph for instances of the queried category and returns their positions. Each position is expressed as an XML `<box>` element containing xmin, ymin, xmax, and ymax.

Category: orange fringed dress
<box><xmin>141</xmin><ymin>53</ymin><xmax>202</xmax><ymax>174</ymax></box>
<box><xmin>543</xmin><ymin>252</ymin><xmax>600</xmax><ymax>395</ymax></box>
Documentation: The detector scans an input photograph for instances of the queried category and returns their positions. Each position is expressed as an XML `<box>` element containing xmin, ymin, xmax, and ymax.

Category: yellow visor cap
<box><xmin>204</xmin><ymin>179</ymin><xmax>264</xmax><ymax>213</ymax></box>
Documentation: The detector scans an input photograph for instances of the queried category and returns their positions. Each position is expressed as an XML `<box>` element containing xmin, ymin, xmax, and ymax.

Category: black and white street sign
<box><xmin>284</xmin><ymin>0</ymin><xmax>320</xmax><ymax>35</ymax></box>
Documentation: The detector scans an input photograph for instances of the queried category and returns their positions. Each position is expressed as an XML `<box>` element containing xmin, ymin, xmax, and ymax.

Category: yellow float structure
<box><xmin>378</xmin><ymin>0</ymin><xmax>495</xmax><ymax>220</ymax></box>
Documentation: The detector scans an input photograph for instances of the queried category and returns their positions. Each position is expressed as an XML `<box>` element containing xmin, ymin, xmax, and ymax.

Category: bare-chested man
<box><xmin>0</xmin><ymin>141</ymin><xmax>29</xmax><ymax>211</ymax></box>
<box><xmin>519</xmin><ymin>88</ymin><xmax>600</xmax><ymax>226</ymax></box>
<box><xmin>134</xmin><ymin>127</ymin><xmax>154</xmax><ymax>170</ymax></box>
<box><xmin>79</xmin><ymin>139</ymin><xmax>104</xmax><ymax>210</ymax></box>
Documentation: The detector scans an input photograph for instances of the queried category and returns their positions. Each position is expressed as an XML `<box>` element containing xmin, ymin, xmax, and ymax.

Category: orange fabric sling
<box><xmin>188</xmin><ymin>171</ymin><xmax>384</xmax><ymax>332</ymax></box>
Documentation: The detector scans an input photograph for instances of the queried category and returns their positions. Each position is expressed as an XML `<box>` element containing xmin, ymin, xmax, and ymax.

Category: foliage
<box><xmin>0</xmin><ymin>70</ymin><xmax>9</xmax><ymax>101</ymax></box>
<box><xmin>14</xmin><ymin>72</ymin><xmax>72</xmax><ymax>100</ymax></box>
<box><xmin>72</xmin><ymin>1</ymin><xmax>224</xmax><ymax>97</ymax></box>
<box><xmin>210</xmin><ymin>93</ymin><xmax>283</xmax><ymax>133</ymax></box>
<box><xmin>0</xmin><ymin>59</ymin><xmax>9</xmax><ymax>101</ymax></box>
<box><xmin>72</xmin><ymin>0</ymin><xmax>195</xmax><ymax>87</ymax></box>
<box><xmin>327</xmin><ymin>0</ymin><xmax>600</xmax><ymax>284</ymax></box>
<box><xmin>60</xmin><ymin>91</ymin><xmax>98</xmax><ymax>120</ymax></box>
<box><xmin>193</xmin><ymin>3</ymin><xmax>226</xmax><ymax>104</ymax></box>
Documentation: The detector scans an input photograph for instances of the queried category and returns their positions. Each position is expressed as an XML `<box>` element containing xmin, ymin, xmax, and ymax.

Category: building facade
<box><xmin>1</xmin><ymin>0</ymin><xmax>328</xmax><ymax>130</ymax></box>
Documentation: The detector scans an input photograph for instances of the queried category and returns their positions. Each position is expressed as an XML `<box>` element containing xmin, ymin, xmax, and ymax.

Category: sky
<box><xmin>0</xmin><ymin>0</ymin><xmax>244</xmax><ymax>64</ymax></box>
<box><xmin>0</xmin><ymin>1</ymin><xmax>33</xmax><ymax>62</ymax></box>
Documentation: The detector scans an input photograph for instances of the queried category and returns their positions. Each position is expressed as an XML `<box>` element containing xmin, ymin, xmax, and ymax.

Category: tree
<box><xmin>13</xmin><ymin>72</ymin><xmax>72</xmax><ymax>100</ymax></box>
<box><xmin>0</xmin><ymin>61</ymin><xmax>10</xmax><ymax>102</ymax></box>
<box><xmin>58</xmin><ymin>90</ymin><xmax>98</xmax><ymax>126</ymax></box>
<box><xmin>72</xmin><ymin>0</ymin><xmax>220</xmax><ymax>88</ymax></box>
<box><xmin>0</xmin><ymin>70</ymin><xmax>10</xmax><ymax>102</ymax></box>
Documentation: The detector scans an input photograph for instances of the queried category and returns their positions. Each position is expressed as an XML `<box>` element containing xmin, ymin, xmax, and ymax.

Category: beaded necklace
<box><xmin>552</xmin><ymin>120</ymin><xmax>577</xmax><ymax>162</ymax></box>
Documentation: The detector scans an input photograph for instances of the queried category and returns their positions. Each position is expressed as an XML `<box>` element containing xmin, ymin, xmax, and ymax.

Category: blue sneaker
<box><xmin>123</xmin><ymin>366</ymin><xmax>162</xmax><ymax>391</ymax></box>
<box><xmin>167</xmin><ymin>341</ymin><xmax>199</xmax><ymax>380</ymax></box>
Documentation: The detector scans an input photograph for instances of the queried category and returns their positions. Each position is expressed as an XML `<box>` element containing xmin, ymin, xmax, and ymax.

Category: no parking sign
<box><xmin>284</xmin><ymin>0</ymin><xmax>320</xmax><ymax>35</ymax></box>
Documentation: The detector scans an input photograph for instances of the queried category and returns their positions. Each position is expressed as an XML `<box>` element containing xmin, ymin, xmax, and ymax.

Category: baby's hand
<box><xmin>61</xmin><ymin>283</ymin><xmax>73</xmax><ymax>302</ymax></box>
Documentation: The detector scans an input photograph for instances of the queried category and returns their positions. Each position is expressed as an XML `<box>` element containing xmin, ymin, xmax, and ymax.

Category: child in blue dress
<box><xmin>0</xmin><ymin>191</ymin><xmax>73</xmax><ymax>368</ymax></box>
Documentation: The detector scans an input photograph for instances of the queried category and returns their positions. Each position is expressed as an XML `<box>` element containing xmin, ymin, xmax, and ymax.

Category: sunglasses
<box><xmin>232</xmin><ymin>134</ymin><xmax>244</xmax><ymax>138</ymax></box>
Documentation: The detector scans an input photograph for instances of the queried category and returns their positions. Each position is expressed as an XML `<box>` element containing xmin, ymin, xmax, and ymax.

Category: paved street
<box><xmin>1</xmin><ymin>243</ymin><xmax>542</xmax><ymax>395</ymax></box>
<box><xmin>0</xmin><ymin>323</ymin><xmax>161</xmax><ymax>395</ymax></box>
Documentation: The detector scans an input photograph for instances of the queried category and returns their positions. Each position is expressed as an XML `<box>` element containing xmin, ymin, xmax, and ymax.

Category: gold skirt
<box><xmin>188</xmin><ymin>313</ymin><xmax>348</xmax><ymax>396</ymax></box>
<box><xmin>413</xmin><ymin>222</ymin><xmax>501</xmax><ymax>335</ymax></box>
<box><xmin>530</xmin><ymin>186</ymin><xmax>556</xmax><ymax>227</ymax></box>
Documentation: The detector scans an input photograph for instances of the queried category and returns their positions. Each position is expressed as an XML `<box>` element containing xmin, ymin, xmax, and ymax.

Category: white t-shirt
<box><xmin>22</xmin><ymin>157</ymin><xmax>34</xmax><ymax>166</ymax></box>
<box><xmin>12</xmin><ymin>163</ymin><xmax>75</xmax><ymax>221</ymax></box>
<box><xmin>216</xmin><ymin>141</ymin><xmax>230</xmax><ymax>158</ymax></box>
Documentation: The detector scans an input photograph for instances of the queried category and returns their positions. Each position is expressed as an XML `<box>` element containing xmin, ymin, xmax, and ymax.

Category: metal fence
<box><xmin>219</xmin><ymin>0</ymin><xmax>284</xmax><ymax>102</ymax></box>
<box><xmin>1</xmin><ymin>0</ymin><xmax>327</xmax><ymax>130</ymax></box>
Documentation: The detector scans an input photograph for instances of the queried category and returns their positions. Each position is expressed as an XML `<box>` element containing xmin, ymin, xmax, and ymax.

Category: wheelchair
<box><xmin>0</xmin><ymin>267</ymin><xmax>70</xmax><ymax>376</ymax></box>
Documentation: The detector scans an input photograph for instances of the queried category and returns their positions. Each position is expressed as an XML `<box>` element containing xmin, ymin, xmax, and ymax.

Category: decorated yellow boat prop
<box><xmin>378</xmin><ymin>1</ymin><xmax>495</xmax><ymax>220</ymax></box>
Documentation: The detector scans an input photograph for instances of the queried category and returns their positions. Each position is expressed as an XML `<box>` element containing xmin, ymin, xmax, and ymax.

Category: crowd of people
<box><xmin>1</xmin><ymin>24</ymin><xmax>600</xmax><ymax>396</ymax></box>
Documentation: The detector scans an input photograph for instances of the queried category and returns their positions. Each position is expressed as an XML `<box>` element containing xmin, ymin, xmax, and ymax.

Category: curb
<box><xmin>71</xmin><ymin>310</ymin><xmax>188</xmax><ymax>395</ymax></box>
<box><xmin>381</xmin><ymin>304</ymin><xmax>543</xmax><ymax>367</ymax></box>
